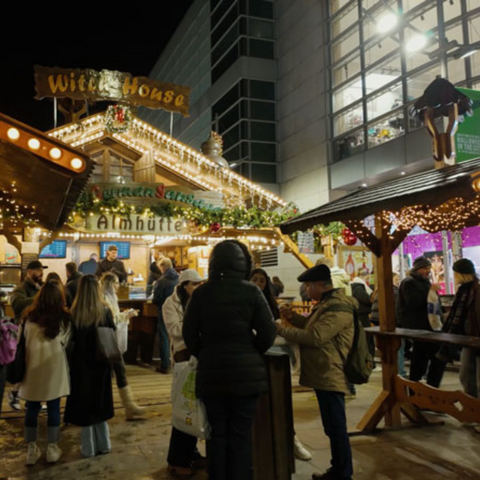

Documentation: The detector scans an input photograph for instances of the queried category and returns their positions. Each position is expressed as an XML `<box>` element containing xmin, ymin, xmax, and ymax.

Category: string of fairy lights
<box><xmin>0</xmin><ymin>182</ymin><xmax>39</xmax><ymax>228</ymax></box>
<box><xmin>48</xmin><ymin>113</ymin><xmax>286</xmax><ymax>210</ymax></box>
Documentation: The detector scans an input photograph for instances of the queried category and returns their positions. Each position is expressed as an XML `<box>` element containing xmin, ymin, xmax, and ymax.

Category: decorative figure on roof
<box><xmin>410</xmin><ymin>77</ymin><xmax>473</xmax><ymax>168</ymax></box>
<box><xmin>201</xmin><ymin>131</ymin><xmax>229</xmax><ymax>168</ymax></box>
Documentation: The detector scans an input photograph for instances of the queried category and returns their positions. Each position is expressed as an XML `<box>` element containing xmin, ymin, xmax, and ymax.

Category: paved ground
<box><xmin>1</xmin><ymin>366</ymin><xmax>479</xmax><ymax>479</ymax></box>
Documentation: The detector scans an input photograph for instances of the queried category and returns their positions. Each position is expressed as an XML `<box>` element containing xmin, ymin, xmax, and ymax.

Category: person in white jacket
<box><xmin>162</xmin><ymin>269</ymin><xmax>204</xmax><ymax>477</ymax></box>
<box><xmin>19</xmin><ymin>280</ymin><xmax>71</xmax><ymax>466</ymax></box>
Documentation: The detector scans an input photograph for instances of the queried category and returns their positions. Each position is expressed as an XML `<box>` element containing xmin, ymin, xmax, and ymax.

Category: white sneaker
<box><xmin>46</xmin><ymin>443</ymin><xmax>62</xmax><ymax>463</ymax></box>
<box><xmin>8</xmin><ymin>390</ymin><xmax>21</xmax><ymax>411</ymax></box>
<box><xmin>294</xmin><ymin>435</ymin><xmax>312</xmax><ymax>461</ymax></box>
<box><xmin>26</xmin><ymin>443</ymin><xmax>41</xmax><ymax>466</ymax></box>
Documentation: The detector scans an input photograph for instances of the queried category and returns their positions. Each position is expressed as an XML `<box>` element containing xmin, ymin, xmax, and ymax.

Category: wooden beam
<box><xmin>356</xmin><ymin>390</ymin><xmax>392</xmax><ymax>432</ymax></box>
<box><xmin>0</xmin><ymin>228</ymin><xmax>22</xmax><ymax>253</ymax></box>
<box><xmin>344</xmin><ymin>220</ymin><xmax>381</xmax><ymax>257</ymax></box>
<box><xmin>274</xmin><ymin>228</ymin><xmax>314</xmax><ymax>269</ymax></box>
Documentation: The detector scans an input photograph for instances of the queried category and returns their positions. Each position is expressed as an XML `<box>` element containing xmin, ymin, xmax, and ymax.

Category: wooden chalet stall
<box><xmin>0</xmin><ymin>111</ymin><xmax>93</xmax><ymax>282</ymax></box>
<box><xmin>280</xmin><ymin>158</ymin><xmax>480</xmax><ymax>432</ymax></box>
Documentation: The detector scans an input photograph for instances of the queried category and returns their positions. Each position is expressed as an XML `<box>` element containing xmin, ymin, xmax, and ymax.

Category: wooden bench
<box><xmin>357</xmin><ymin>327</ymin><xmax>480</xmax><ymax>432</ymax></box>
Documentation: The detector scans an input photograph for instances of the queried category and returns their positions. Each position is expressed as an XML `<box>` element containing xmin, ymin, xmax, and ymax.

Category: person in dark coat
<box><xmin>79</xmin><ymin>253</ymin><xmax>98</xmax><ymax>276</ymax></box>
<box><xmin>95</xmin><ymin>246</ymin><xmax>128</xmax><ymax>283</ymax></box>
<box><xmin>64</xmin><ymin>275</ymin><xmax>115</xmax><ymax>457</ymax></box>
<box><xmin>397</xmin><ymin>256</ymin><xmax>445</xmax><ymax>387</ymax></box>
<box><xmin>152</xmin><ymin>257</ymin><xmax>179</xmax><ymax>373</ymax></box>
<box><xmin>146</xmin><ymin>258</ymin><xmax>162</xmax><ymax>296</ymax></box>
<box><xmin>182</xmin><ymin>240</ymin><xmax>276</xmax><ymax>480</ymax></box>
<box><xmin>351</xmin><ymin>268</ymin><xmax>376</xmax><ymax>368</ymax></box>
<box><xmin>65</xmin><ymin>262</ymin><xmax>83</xmax><ymax>307</ymax></box>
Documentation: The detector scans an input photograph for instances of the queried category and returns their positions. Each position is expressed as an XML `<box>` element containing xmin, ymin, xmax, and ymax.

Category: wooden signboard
<box><xmin>34</xmin><ymin>66</ymin><xmax>191</xmax><ymax>116</ymax></box>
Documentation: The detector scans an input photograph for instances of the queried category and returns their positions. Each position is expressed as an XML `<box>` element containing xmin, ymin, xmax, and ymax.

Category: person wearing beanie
<box><xmin>277</xmin><ymin>264</ymin><xmax>356</xmax><ymax>480</ymax></box>
<box><xmin>438</xmin><ymin>258</ymin><xmax>480</xmax><ymax>407</ymax></box>
<box><xmin>397</xmin><ymin>256</ymin><xmax>445</xmax><ymax>388</ymax></box>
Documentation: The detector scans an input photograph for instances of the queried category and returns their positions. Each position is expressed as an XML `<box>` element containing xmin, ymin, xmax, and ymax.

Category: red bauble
<box><xmin>210</xmin><ymin>222</ymin><xmax>221</xmax><ymax>233</ymax></box>
<box><xmin>342</xmin><ymin>227</ymin><xmax>357</xmax><ymax>246</ymax></box>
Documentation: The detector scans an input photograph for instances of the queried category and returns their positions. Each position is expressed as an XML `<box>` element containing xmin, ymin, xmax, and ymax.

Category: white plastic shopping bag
<box><xmin>171</xmin><ymin>356</ymin><xmax>211</xmax><ymax>439</ymax></box>
<box><xmin>427</xmin><ymin>289</ymin><xmax>443</xmax><ymax>331</ymax></box>
<box><xmin>116</xmin><ymin>322</ymin><xmax>129</xmax><ymax>354</ymax></box>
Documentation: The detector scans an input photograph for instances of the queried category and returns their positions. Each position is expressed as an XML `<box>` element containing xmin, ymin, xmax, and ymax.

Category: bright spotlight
<box><xmin>377</xmin><ymin>13</ymin><xmax>398</xmax><ymax>33</ymax></box>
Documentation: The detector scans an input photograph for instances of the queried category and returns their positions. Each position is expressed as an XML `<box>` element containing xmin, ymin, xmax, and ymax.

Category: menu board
<box><xmin>100</xmin><ymin>241</ymin><xmax>130</xmax><ymax>259</ymax></box>
<box><xmin>39</xmin><ymin>240</ymin><xmax>67</xmax><ymax>259</ymax></box>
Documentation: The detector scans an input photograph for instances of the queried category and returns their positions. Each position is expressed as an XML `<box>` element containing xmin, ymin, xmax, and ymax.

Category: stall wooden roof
<box><xmin>280</xmin><ymin>157</ymin><xmax>480</xmax><ymax>234</ymax></box>
<box><xmin>0</xmin><ymin>112</ymin><xmax>93</xmax><ymax>231</ymax></box>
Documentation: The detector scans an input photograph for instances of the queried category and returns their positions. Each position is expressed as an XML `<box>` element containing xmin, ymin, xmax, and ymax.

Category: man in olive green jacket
<box><xmin>277</xmin><ymin>264</ymin><xmax>355</xmax><ymax>480</ymax></box>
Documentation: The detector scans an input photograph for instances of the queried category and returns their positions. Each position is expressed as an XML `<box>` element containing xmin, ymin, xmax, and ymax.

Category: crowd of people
<box><xmin>0</xmin><ymin>241</ymin><xmax>479</xmax><ymax>479</ymax></box>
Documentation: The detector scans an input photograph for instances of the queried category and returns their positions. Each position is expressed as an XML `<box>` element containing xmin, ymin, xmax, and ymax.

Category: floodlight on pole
<box><xmin>377</xmin><ymin>13</ymin><xmax>398</xmax><ymax>33</ymax></box>
<box><xmin>406</xmin><ymin>34</ymin><xmax>427</xmax><ymax>52</ymax></box>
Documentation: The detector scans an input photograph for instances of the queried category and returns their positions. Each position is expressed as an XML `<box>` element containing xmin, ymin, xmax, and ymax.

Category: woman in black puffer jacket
<box><xmin>182</xmin><ymin>240</ymin><xmax>276</xmax><ymax>480</ymax></box>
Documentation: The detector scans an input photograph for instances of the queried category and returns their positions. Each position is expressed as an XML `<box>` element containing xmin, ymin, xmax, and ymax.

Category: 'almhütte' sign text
<box><xmin>86</xmin><ymin>214</ymin><xmax>191</xmax><ymax>235</ymax></box>
<box><xmin>34</xmin><ymin>66</ymin><xmax>190</xmax><ymax>116</ymax></box>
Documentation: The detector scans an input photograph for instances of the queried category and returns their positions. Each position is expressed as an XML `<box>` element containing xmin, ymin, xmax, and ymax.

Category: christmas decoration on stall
<box><xmin>210</xmin><ymin>222</ymin><xmax>221</xmax><ymax>233</ymax></box>
<box><xmin>341</xmin><ymin>227</ymin><xmax>357</xmax><ymax>246</ymax></box>
<box><xmin>105</xmin><ymin>105</ymin><xmax>133</xmax><ymax>133</ymax></box>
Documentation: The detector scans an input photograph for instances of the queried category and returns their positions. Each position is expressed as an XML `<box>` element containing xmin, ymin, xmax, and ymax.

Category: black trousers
<box><xmin>202</xmin><ymin>394</ymin><xmax>259</xmax><ymax>480</ymax></box>
<box><xmin>167</xmin><ymin>427</ymin><xmax>198</xmax><ymax>467</ymax></box>
<box><xmin>112</xmin><ymin>358</ymin><xmax>128</xmax><ymax>389</ymax></box>
<box><xmin>409</xmin><ymin>341</ymin><xmax>446</xmax><ymax>388</ymax></box>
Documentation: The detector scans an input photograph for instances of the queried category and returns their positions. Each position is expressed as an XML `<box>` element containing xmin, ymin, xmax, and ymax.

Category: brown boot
<box><xmin>118</xmin><ymin>386</ymin><xmax>146</xmax><ymax>420</ymax></box>
<box><xmin>167</xmin><ymin>464</ymin><xmax>195</xmax><ymax>477</ymax></box>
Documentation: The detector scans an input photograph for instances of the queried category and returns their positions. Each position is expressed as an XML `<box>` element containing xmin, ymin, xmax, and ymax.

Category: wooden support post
<box><xmin>274</xmin><ymin>228</ymin><xmax>314</xmax><ymax>269</ymax></box>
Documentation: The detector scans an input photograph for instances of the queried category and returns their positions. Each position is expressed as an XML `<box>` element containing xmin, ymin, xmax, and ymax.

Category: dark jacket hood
<box><xmin>209</xmin><ymin>241</ymin><xmax>250</xmax><ymax>280</ymax></box>
<box><xmin>164</xmin><ymin>268</ymin><xmax>179</xmax><ymax>281</ymax></box>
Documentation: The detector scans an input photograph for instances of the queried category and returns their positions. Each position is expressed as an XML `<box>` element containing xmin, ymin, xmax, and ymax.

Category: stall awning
<box><xmin>0</xmin><ymin>112</ymin><xmax>94</xmax><ymax>231</ymax></box>
<box><xmin>280</xmin><ymin>157</ymin><xmax>480</xmax><ymax>234</ymax></box>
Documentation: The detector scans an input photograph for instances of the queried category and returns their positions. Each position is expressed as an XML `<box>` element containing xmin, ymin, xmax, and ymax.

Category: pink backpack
<box><xmin>0</xmin><ymin>318</ymin><xmax>18</xmax><ymax>365</ymax></box>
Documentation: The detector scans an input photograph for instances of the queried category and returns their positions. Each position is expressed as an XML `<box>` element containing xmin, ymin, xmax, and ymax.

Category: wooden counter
<box><xmin>119</xmin><ymin>297</ymin><xmax>157</xmax><ymax>364</ymax></box>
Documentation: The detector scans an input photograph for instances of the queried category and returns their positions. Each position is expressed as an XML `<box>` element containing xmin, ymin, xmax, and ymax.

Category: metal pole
<box><xmin>437</xmin><ymin>0</ymin><xmax>448</xmax><ymax>79</ymax></box>
<box><xmin>54</xmin><ymin>98</ymin><xmax>58</xmax><ymax>129</ymax></box>
<box><xmin>398</xmin><ymin>242</ymin><xmax>405</xmax><ymax>280</ymax></box>
<box><xmin>442</xmin><ymin>230</ymin><xmax>451</xmax><ymax>294</ymax></box>
<box><xmin>170</xmin><ymin>112</ymin><xmax>173</xmax><ymax>137</ymax></box>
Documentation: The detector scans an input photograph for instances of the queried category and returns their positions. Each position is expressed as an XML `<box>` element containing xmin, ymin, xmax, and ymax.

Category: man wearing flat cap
<box><xmin>277</xmin><ymin>264</ymin><xmax>356</xmax><ymax>480</ymax></box>
<box><xmin>397</xmin><ymin>256</ymin><xmax>445</xmax><ymax>387</ymax></box>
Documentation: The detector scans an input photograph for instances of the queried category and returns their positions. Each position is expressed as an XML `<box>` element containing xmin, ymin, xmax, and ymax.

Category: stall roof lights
<box><xmin>49</xmin><ymin>113</ymin><xmax>286</xmax><ymax>208</ymax></box>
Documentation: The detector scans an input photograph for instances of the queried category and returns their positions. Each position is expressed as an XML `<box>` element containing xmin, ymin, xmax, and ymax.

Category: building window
<box><xmin>329</xmin><ymin>0</ymin><xmax>479</xmax><ymax>162</ymax></box>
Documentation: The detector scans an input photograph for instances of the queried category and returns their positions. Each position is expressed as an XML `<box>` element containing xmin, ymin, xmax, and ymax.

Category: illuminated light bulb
<box><xmin>7</xmin><ymin>128</ymin><xmax>20</xmax><ymax>141</ymax></box>
<box><xmin>377</xmin><ymin>12</ymin><xmax>398</xmax><ymax>33</ymax></box>
<box><xmin>406</xmin><ymin>34</ymin><xmax>427</xmax><ymax>52</ymax></box>
<box><xmin>71</xmin><ymin>158</ymin><xmax>84</xmax><ymax>170</ymax></box>
<box><xmin>49</xmin><ymin>148</ymin><xmax>62</xmax><ymax>160</ymax></box>
<box><xmin>28</xmin><ymin>138</ymin><xmax>41</xmax><ymax>150</ymax></box>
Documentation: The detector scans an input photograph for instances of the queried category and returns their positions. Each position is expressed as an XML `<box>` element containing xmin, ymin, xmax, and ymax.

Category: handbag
<box><xmin>96</xmin><ymin>326</ymin><xmax>122</xmax><ymax>364</ymax></box>
<box><xmin>171</xmin><ymin>356</ymin><xmax>211</xmax><ymax>439</ymax></box>
<box><xmin>7</xmin><ymin>322</ymin><xmax>26</xmax><ymax>384</ymax></box>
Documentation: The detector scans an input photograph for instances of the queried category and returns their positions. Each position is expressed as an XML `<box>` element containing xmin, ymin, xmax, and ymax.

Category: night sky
<box><xmin>0</xmin><ymin>4</ymin><xmax>194</xmax><ymax>131</ymax></box>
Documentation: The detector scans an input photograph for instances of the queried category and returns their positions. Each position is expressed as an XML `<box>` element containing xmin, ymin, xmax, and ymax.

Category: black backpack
<box><xmin>328</xmin><ymin>304</ymin><xmax>374</xmax><ymax>385</ymax></box>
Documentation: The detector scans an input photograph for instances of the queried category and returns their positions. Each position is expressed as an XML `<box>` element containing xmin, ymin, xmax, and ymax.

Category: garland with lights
<box><xmin>71</xmin><ymin>196</ymin><xmax>301</xmax><ymax>229</ymax></box>
<box><xmin>105</xmin><ymin>105</ymin><xmax>133</xmax><ymax>134</ymax></box>
<box><xmin>0</xmin><ymin>183</ymin><xmax>39</xmax><ymax>227</ymax></box>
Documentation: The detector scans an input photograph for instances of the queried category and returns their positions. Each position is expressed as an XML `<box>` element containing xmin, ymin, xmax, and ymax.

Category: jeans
<box><xmin>167</xmin><ymin>427</ymin><xmax>198</xmax><ymax>467</ymax></box>
<box><xmin>460</xmin><ymin>347</ymin><xmax>480</xmax><ymax>398</ymax></box>
<box><xmin>398</xmin><ymin>339</ymin><xmax>407</xmax><ymax>377</ymax></box>
<box><xmin>25</xmin><ymin>398</ymin><xmax>61</xmax><ymax>443</ymax></box>
<box><xmin>0</xmin><ymin>365</ymin><xmax>5</xmax><ymax>420</ymax></box>
<box><xmin>81</xmin><ymin>422</ymin><xmax>111</xmax><ymax>457</ymax></box>
<box><xmin>409</xmin><ymin>341</ymin><xmax>445</xmax><ymax>387</ymax></box>
<box><xmin>202</xmin><ymin>394</ymin><xmax>259</xmax><ymax>480</ymax></box>
<box><xmin>157</xmin><ymin>316</ymin><xmax>170</xmax><ymax>370</ymax></box>
<box><xmin>315</xmin><ymin>390</ymin><xmax>353</xmax><ymax>479</ymax></box>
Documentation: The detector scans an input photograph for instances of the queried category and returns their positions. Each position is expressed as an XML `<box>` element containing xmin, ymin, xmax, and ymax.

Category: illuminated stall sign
<box><xmin>90</xmin><ymin>183</ymin><xmax>223</xmax><ymax>211</ymax></box>
<box><xmin>34</xmin><ymin>66</ymin><xmax>190</xmax><ymax>116</ymax></box>
<box><xmin>86</xmin><ymin>214</ymin><xmax>191</xmax><ymax>235</ymax></box>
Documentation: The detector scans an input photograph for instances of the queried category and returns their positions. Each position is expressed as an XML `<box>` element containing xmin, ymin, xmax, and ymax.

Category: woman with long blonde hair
<box><xmin>64</xmin><ymin>275</ymin><xmax>116</xmax><ymax>457</ymax></box>
<box><xmin>100</xmin><ymin>272</ymin><xmax>146</xmax><ymax>420</ymax></box>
